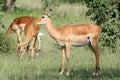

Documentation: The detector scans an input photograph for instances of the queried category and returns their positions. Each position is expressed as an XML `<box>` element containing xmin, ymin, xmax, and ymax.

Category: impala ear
<box><xmin>47</xmin><ymin>9</ymin><xmax>52</xmax><ymax>17</ymax></box>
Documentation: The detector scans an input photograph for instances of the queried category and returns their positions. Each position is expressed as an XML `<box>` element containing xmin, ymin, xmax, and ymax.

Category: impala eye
<box><xmin>42</xmin><ymin>16</ymin><xmax>45</xmax><ymax>19</ymax></box>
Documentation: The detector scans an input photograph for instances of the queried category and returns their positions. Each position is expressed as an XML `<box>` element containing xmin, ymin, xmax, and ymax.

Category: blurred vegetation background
<box><xmin>0</xmin><ymin>0</ymin><xmax>120</xmax><ymax>53</ymax></box>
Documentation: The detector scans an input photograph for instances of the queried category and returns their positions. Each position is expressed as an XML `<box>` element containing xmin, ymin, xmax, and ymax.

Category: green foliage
<box><xmin>0</xmin><ymin>1</ymin><xmax>13</xmax><ymax>53</ymax></box>
<box><xmin>42</xmin><ymin>0</ymin><xmax>59</xmax><ymax>10</ymax></box>
<box><xmin>0</xmin><ymin>0</ymin><xmax>7</xmax><ymax>11</ymax></box>
<box><xmin>55</xmin><ymin>0</ymin><xmax>85</xmax><ymax>4</ymax></box>
<box><xmin>0</xmin><ymin>32</ymin><xmax>15</xmax><ymax>53</ymax></box>
<box><xmin>85</xmin><ymin>0</ymin><xmax>120</xmax><ymax>50</ymax></box>
<box><xmin>41</xmin><ymin>0</ymin><xmax>85</xmax><ymax>9</ymax></box>
<box><xmin>0</xmin><ymin>0</ymin><xmax>2</xmax><ymax>11</ymax></box>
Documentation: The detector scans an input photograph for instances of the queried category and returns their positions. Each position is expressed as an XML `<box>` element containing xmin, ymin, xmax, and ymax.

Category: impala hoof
<box><xmin>59</xmin><ymin>71</ymin><xmax>64</xmax><ymax>75</ymax></box>
<box><xmin>36</xmin><ymin>53</ymin><xmax>40</xmax><ymax>55</ymax></box>
<box><xmin>93</xmin><ymin>72</ymin><xmax>101</xmax><ymax>76</ymax></box>
<box><xmin>66</xmin><ymin>72</ymin><xmax>70</xmax><ymax>76</ymax></box>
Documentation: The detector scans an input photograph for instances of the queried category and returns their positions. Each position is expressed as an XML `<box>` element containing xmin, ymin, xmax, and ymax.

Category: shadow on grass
<box><xmin>69</xmin><ymin>68</ymin><xmax>120</xmax><ymax>80</ymax></box>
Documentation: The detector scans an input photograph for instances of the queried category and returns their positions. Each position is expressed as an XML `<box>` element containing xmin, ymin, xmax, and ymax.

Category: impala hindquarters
<box><xmin>6</xmin><ymin>16</ymin><xmax>35</xmax><ymax>47</ymax></box>
<box><xmin>35</xmin><ymin>10</ymin><xmax>102</xmax><ymax>75</ymax></box>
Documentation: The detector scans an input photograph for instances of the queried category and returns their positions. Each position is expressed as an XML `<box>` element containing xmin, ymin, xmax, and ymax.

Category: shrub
<box><xmin>85</xmin><ymin>0</ymin><xmax>120</xmax><ymax>51</ymax></box>
<box><xmin>0</xmin><ymin>32</ymin><xmax>15</xmax><ymax>54</ymax></box>
<box><xmin>42</xmin><ymin>0</ymin><xmax>59</xmax><ymax>10</ymax></box>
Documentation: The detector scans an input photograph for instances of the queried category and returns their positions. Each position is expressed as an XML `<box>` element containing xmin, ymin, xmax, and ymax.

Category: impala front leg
<box><xmin>18</xmin><ymin>46</ymin><xmax>24</xmax><ymax>60</ymax></box>
<box><xmin>18</xmin><ymin>50</ymin><xmax>22</xmax><ymax>60</ymax></box>
<box><xmin>59</xmin><ymin>46</ymin><xmax>65</xmax><ymax>74</ymax></box>
<box><xmin>65</xmin><ymin>43</ymin><xmax>70</xmax><ymax>76</ymax></box>
<box><xmin>30</xmin><ymin>36</ymin><xmax>37</xmax><ymax>59</ymax></box>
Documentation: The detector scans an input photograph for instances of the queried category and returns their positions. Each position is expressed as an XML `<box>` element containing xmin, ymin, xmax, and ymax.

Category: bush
<box><xmin>0</xmin><ymin>32</ymin><xmax>15</xmax><ymax>54</ymax></box>
<box><xmin>85</xmin><ymin>0</ymin><xmax>120</xmax><ymax>51</ymax></box>
<box><xmin>0</xmin><ymin>2</ymin><xmax>14</xmax><ymax>53</ymax></box>
<box><xmin>42</xmin><ymin>0</ymin><xmax>59</xmax><ymax>10</ymax></box>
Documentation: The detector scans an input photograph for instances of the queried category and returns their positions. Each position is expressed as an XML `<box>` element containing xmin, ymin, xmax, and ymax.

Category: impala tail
<box><xmin>6</xmin><ymin>23</ymin><xmax>13</xmax><ymax>35</ymax></box>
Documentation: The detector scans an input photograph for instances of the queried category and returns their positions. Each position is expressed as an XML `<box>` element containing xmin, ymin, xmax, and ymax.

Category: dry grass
<box><xmin>16</xmin><ymin>0</ymin><xmax>42</xmax><ymax>10</ymax></box>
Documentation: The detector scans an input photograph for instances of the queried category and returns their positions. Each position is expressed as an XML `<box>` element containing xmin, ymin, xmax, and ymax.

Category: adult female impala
<box><xmin>35</xmin><ymin>10</ymin><xmax>102</xmax><ymax>75</ymax></box>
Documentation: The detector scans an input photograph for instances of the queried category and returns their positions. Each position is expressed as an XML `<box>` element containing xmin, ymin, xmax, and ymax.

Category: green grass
<box><xmin>0</xmin><ymin>2</ymin><xmax>120</xmax><ymax>80</ymax></box>
<box><xmin>0</xmin><ymin>47</ymin><xmax>120</xmax><ymax>80</ymax></box>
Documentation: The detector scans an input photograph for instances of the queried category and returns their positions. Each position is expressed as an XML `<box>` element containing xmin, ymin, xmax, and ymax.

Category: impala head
<box><xmin>35</xmin><ymin>9</ymin><xmax>52</xmax><ymax>25</ymax></box>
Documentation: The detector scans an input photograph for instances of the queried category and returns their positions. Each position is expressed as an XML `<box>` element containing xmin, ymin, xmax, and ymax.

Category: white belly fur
<box><xmin>70</xmin><ymin>35</ymin><xmax>90</xmax><ymax>47</ymax></box>
<box><xmin>71</xmin><ymin>42</ymin><xmax>88</xmax><ymax>47</ymax></box>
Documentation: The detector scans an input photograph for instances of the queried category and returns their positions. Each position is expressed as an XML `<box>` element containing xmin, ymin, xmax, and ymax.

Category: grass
<box><xmin>0</xmin><ymin>47</ymin><xmax>120</xmax><ymax>80</ymax></box>
<box><xmin>0</xmin><ymin>1</ymin><xmax>120</xmax><ymax>80</ymax></box>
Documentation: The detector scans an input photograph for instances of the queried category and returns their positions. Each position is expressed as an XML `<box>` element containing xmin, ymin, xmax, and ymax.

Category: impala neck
<box><xmin>45</xmin><ymin>19</ymin><xmax>60</xmax><ymax>40</ymax></box>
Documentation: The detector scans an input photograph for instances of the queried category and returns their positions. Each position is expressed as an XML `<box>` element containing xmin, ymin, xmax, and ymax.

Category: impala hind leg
<box><xmin>88</xmin><ymin>40</ymin><xmax>100</xmax><ymax>75</ymax></box>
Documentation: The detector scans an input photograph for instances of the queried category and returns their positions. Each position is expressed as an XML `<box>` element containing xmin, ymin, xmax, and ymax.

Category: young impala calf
<box><xmin>18</xmin><ymin>18</ymin><xmax>41</xmax><ymax>59</ymax></box>
<box><xmin>35</xmin><ymin>10</ymin><xmax>102</xmax><ymax>75</ymax></box>
<box><xmin>6</xmin><ymin>16</ymin><xmax>42</xmax><ymax>59</ymax></box>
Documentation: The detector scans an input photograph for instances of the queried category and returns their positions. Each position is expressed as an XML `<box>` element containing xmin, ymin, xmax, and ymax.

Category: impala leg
<box><xmin>25</xmin><ymin>43</ymin><xmax>30</xmax><ymax>60</ymax></box>
<box><xmin>65</xmin><ymin>43</ymin><xmax>70</xmax><ymax>76</ymax></box>
<box><xmin>93</xmin><ymin>47</ymin><xmax>100</xmax><ymax>75</ymax></box>
<box><xmin>18</xmin><ymin>46</ymin><xmax>24</xmax><ymax>60</ymax></box>
<box><xmin>31</xmin><ymin>47</ymin><xmax>35</xmax><ymax>59</ymax></box>
<box><xmin>37</xmin><ymin>34</ymin><xmax>41</xmax><ymax>53</ymax></box>
<box><xmin>59</xmin><ymin>46</ymin><xmax>65</xmax><ymax>74</ymax></box>
<box><xmin>16</xmin><ymin>30</ymin><xmax>22</xmax><ymax>47</ymax></box>
<box><xmin>18</xmin><ymin>38</ymin><xmax>31</xmax><ymax>60</ymax></box>
<box><xmin>26</xmin><ymin>42</ymin><xmax>30</xmax><ymax>52</ymax></box>
<box><xmin>18</xmin><ymin>50</ymin><xmax>22</xmax><ymax>60</ymax></box>
<box><xmin>89</xmin><ymin>40</ymin><xmax>100</xmax><ymax>75</ymax></box>
<box><xmin>30</xmin><ymin>36</ymin><xmax>37</xmax><ymax>59</ymax></box>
